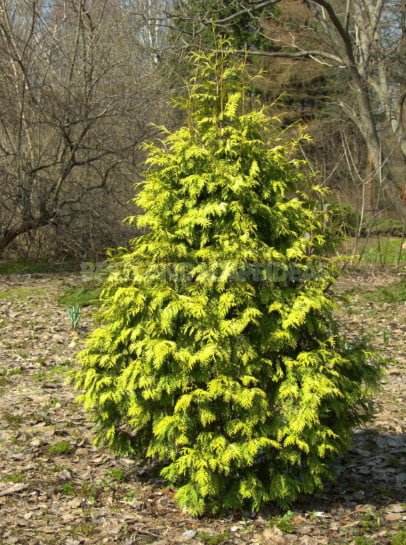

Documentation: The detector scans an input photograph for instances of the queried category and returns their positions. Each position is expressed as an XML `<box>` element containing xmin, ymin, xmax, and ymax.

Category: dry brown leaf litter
<box><xmin>0</xmin><ymin>270</ymin><xmax>405</xmax><ymax>545</ymax></box>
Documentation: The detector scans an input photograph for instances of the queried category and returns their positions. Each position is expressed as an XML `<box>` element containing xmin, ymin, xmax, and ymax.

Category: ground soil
<box><xmin>0</xmin><ymin>269</ymin><xmax>405</xmax><ymax>545</ymax></box>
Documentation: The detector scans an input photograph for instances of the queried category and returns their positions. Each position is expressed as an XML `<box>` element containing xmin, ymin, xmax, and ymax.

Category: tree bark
<box><xmin>0</xmin><ymin>216</ymin><xmax>52</xmax><ymax>257</ymax></box>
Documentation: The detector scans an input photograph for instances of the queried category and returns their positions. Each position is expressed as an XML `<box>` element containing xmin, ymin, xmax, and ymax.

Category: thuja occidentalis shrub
<box><xmin>74</xmin><ymin>45</ymin><xmax>383</xmax><ymax>516</ymax></box>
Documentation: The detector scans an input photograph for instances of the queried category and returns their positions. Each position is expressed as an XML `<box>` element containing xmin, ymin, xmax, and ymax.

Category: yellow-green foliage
<box><xmin>74</xmin><ymin>45</ymin><xmax>383</xmax><ymax>515</ymax></box>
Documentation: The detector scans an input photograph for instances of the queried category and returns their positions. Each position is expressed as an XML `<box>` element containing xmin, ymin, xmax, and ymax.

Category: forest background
<box><xmin>0</xmin><ymin>0</ymin><xmax>404</xmax><ymax>262</ymax></box>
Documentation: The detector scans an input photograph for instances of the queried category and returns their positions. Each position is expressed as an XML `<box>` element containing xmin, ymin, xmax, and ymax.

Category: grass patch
<box><xmin>59</xmin><ymin>286</ymin><xmax>101</xmax><ymax>308</ymax></box>
<box><xmin>341</xmin><ymin>237</ymin><xmax>406</xmax><ymax>266</ymax></box>
<box><xmin>3</xmin><ymin>473</ymin><xmax>24</xmax><ymax>483</ymax></box>
<box><xmin>124</xmin><ymin>488</ymin><xmax>139</xmax><ymax>502</ymax></box>
<box><xmin>52</xmin><ymin>364</ymin><xmax>70</xmax><ymax>375</ymax></box>
<box><xmin>33</xmin><ymin>366</ymin><xmax>67</xmax><ymax>383</ymax></box>
<box><xmin>359</xmin><ymin>510</ymin><xmax>382</xmax><ymax>531</ymax></box>
<box><xmin>2</xmin><ymin>411</ymin><xmax>23</xmax><ymax>428</ymax></box>
<box><xmin>33</xmin><ymin>362</ymin><xmax>71</xmax><ymax>383</ymax></box>
<box><xmin>7</xmin><ymin>368</ymin><xmax>23</xmax><ymax>376</ymax></box>
<box><xmin>105</xmin><ymin>467</ymin><xmax>126</xmax><ymax>482</ymax></box>
<box><xmin>80</xmin><ymin>481</ymin><xmax>102</xmax><ymax>503</ymax></box>
<box><xmin>269</xmin><ymin>510</ymin><xmax>295</xmax><ymax>534</ymax></box>
<box><xmin>195</xmin><ymin>531</ymin><xmax>231</xmax><ymax>545</ymax></box>
<box><xmin>353</xmin><ymin>538</ymin><xmax>375</xmax><ymax>545</ymax></box>
<box><xmin>0</xmin><ymin>261</ymin><xmax>77</xmax><ymax>275</ymax></box>
<box><xmin>392</xmin><ymin>530</ymin><xmax>406</xmax><ymax>545</ymax></box>
<box><xmin>47</xmin><ymin>441</ymin><xmax>75</xmax><ymax>456</ymax></box>
<box><xmin>362</xmin><ymin>280</ymin><xmax>406</xmax><ymax>304</ymax></box>
<box><xmin>386</xmin><ymin>455</ymin><xmax>403</xmax><ymax>468</ymax></box>
<box><xmin>71</xmin><ymin>521</ymin><xmax>98</xmax><ymax>538</ymax></box>
<box><xmin>59</xmin><ymin>482</ymin><xmax>76</xmax><ymax>496</ymax></box>
<box><xmin>0</xmin><ymin>286</ymin><xmax>49</xmax><ymax>302</ymax></box>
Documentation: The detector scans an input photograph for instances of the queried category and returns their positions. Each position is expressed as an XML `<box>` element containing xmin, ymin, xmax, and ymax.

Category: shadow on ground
<box><xmin>294</xmin><ymin>429</ymin><xmax>406</xmax><ymax>514</ymax></box>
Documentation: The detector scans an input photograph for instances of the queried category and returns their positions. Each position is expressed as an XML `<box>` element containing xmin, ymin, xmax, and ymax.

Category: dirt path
<box><xmin>0</xmin><ymin>271</ymin><xmax>405</xmax><ymax>545</ymax></box>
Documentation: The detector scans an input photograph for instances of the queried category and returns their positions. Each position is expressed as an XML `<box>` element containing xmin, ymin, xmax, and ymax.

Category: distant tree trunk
<box><xmin>0</xmin><ymin>217</ymin><xmax>52</xmax><ymax>256</ymax></box>
<box><xmin>168</xmin><ymin>0</ymin><xmax>406</xmax><ymax>208</ymax></box>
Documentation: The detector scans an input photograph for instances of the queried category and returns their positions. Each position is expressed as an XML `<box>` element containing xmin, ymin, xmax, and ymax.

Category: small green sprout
<box><xmin>67</xmin><ymin>305</ymin><xmax>81</xmax><ymax>330</ymax></box>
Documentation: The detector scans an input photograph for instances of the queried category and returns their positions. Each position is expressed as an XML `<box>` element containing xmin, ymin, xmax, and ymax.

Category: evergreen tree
<box><xmin>74</xmin><ymin>46</ymin><xmax>382</xmax><ymax>515</ymax></box>
<box><xmin>171</xmin><ymin>0</ymin><xmax>272</xmax><ymax>50</ymax></box>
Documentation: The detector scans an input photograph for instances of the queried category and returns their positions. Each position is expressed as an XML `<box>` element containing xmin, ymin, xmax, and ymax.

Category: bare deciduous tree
<box><xmin>0</xmin><ymin>0</ymin><xmax>168</xmax><ymax>257</ymax></box>
<box><xmin>168</xmin><ymin>0</ymin><xmax>406</xmax><ymax>208</ymax></box>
